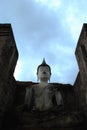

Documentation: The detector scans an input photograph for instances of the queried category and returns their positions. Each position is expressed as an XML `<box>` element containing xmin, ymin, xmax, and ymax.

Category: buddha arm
<box><xmin>55</xmin><ymin>91</ymin><xmax>63</xmax><ymax>106</ymax></box>
<box><xmin>25</xmin><ymin>87</ymin><xmax>33</xmax><ymax>108</ymax></box>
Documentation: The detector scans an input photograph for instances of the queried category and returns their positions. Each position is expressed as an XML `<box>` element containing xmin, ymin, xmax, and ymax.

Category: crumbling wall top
<box><xmin>75</xmin><ymin>23</ymin><xmax>87</xmax><ymax>53</ymax></box>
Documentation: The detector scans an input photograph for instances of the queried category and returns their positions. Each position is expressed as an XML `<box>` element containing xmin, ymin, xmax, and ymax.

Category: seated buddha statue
<box><xmin>24</xmin><ymin>58</ymin><xmax>63</xmax><ymax>111</ymax></box>
<box><xmin>15</xmin><ymin>59</ymin><xmax>83</xmax><ymax>128</ymax></box>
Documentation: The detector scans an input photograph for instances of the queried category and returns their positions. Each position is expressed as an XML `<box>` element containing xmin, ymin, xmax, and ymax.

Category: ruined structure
<box><xmin>74</xmin><ymin>24</ymin><xmax>87</xmax><ymax>126</ymax></box>
<box><xmin>0</xmin><ymin>24</ymin><xmax>18</xmax><ymax>128</ymax></box>
<box><xmin>0</xmin><ymin>24</ymin><xmax>87</xmax><ymax>130</ymax></box>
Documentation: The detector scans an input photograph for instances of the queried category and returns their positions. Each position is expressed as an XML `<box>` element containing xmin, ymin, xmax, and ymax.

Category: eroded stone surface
<box><xmin>0</xmin><ymin>24</ymin><xmax>18</xmax><ymax>128</ymax></box>
<box><xmin>75</xmin><ymin>24</ymin><xmax>87</xmax><ymax>127</ymax></box>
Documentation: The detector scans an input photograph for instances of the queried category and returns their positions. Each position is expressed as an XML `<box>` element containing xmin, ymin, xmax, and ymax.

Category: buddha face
<box><xmin>37</xmin><ymin>66</ymin><xmax>51</xmax><ymax>82</ymax></box>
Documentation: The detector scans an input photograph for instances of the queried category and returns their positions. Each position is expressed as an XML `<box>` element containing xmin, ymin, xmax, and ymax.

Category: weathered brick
<box><xmin>0</xmin><ymin>24</ymin><xmax>18</xmax><ymax>128</ymax></box>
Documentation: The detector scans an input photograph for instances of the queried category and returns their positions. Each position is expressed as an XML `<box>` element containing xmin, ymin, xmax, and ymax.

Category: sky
<box><xmin>0</xmin><ymin>0</ymin><xmax>87</xmax><ymax>85</ymax></box>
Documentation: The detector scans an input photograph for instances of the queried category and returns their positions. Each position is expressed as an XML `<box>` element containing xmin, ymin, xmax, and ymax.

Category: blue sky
<box><xmin>0</xmin><ymin>0</ymin><xmax>87</xmax><ymax>85</ymax></box>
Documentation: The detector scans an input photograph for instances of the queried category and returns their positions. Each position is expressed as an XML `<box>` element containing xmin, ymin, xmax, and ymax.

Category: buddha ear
<box><xmin>36</xmin><ymin>71</ymin><xmax>38</xmax><ymax>75</ymax></box>
<box><xmin>49</xmin><ymin>75</ymin><xmax>51</xmax><ymax>83</ymax></box>
<box><xmin>49</xmin><ymin>78</ymin><xmax>50</xmax><ymax>83</ymax></box>
<box><xmin>37</xmin><ymin>74</ymin><xmax>39</xmax><ymax>82</ymax></box>
<box><xmin>37</xmin><ymin>77</ymin><xmax>39</xmax><ymax>82</ymax></box>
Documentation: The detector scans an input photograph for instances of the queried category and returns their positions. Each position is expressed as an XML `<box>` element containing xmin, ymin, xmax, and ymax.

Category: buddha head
<box><xmin>37</xmin><ymin>59</ymin><xmax>51</xmax><ymax>83</ymax></box>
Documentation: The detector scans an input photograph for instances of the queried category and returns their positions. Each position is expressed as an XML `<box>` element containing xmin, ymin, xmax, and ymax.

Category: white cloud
<box><xmin>35</xmin><ymin>0</ymin><xmax>61</xmax><ymax>10</ymax></box>
<box><xmin>65</xmin><ymin>5</ymin><xmax>87</xmax><ymax>42</ymax></box>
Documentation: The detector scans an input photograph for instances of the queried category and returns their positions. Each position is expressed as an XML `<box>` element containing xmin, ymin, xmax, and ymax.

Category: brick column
<box><xmin>75</xmin><ymin>24</ymin><xmax>87</xmax><ymax>125</ymax></box>
<box><xmin>0</xmin><ymin>24</ymin><xmax>18</xmax><ymax>127</ymax></box>
<box><xmin>75</xmin><ymin>24</ymin><xmax>87</xmax><ymax>106</ymax></box>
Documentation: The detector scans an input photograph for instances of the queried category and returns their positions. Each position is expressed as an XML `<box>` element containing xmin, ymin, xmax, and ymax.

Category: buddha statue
<box><xmin>15</xmin><ymin>59</ymin><xmax>83</xmax><ymax>128</ymax></box>
<box><xmin>24</xmin><ymin>58</ymin><xmax>63</xmax><ymax>111</ymax></box>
